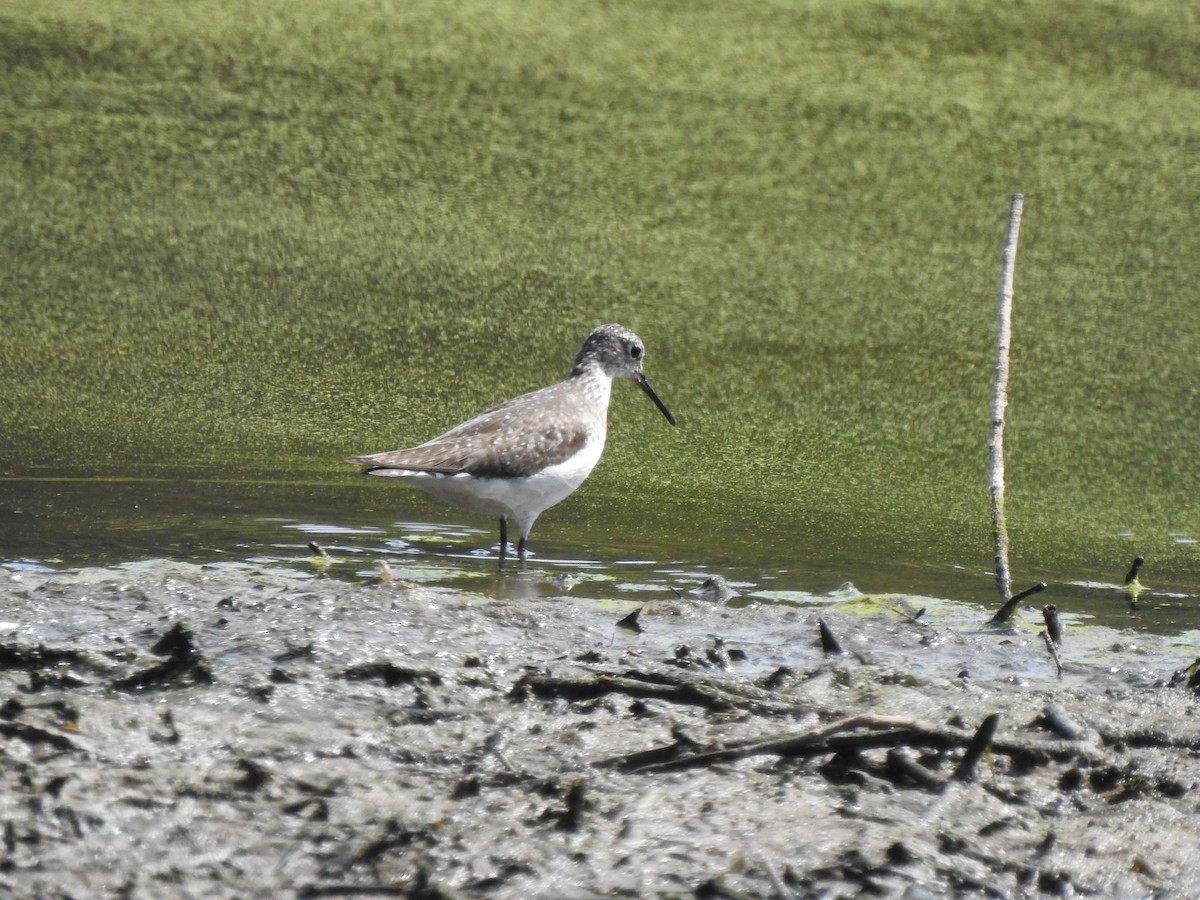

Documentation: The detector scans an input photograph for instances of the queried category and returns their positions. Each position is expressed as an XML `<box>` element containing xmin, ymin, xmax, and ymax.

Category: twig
<box><xmin>112</xmin><ymin>622</ymin><xmax>213</xmax><ymax>692</ymax></box>
<box><xmin>953</xmin><ymin>713</ymin><xmax>999</xmax><ymax>782</ymax></box>
<box><xmin>616</xmin><ymin>606</ymin><xmax>645</xmax><ymax>634</ymax></box>
<box><xmin>989</xmin><ymin>193</ymin><xmax>1024</xmax><ymax>605</ymax></box>
<box><xmin>986</xmin><ymin>580</ymin><xmax>1046</xmax><ymax>626</ymax></box>
<box><xmin>886</xmin><ymin>747</ymin><xmax>945</xmax><ymax>790</ymax></box>
<box><xmin>606</xmin><ymin>710</ymin><xmax>1115</xmax><ymax>775</ymax></box>
<box><xmin>1036</xmin><ymin>703</ymin><xmax>1083</xmax><ymax>740</ymax></box>
<box><xmin>1042</xmin><ymin>604</ymin><xmax>1063</xmax><ymax>646</ymax></box>
<box><xmin>0</xmin><ymin>721</ymin><xmax>81</xmax><ymax>752</ymax></box>
<box><xmin>617</xmin><ymin>714</ymin><xmax>967</xmax><ymax>773</ymax></box>
<box><xmin>340</xmin><ymin>661</ymin><xmax>444</xmax><ymax>687</ymax></box>
<box><xmin>818</xmin><ymin>619</ymin><xmax>843</xmax><ymax>655</ymax></box>
<box><xmin>1041</xmin><ymin>630</ymin><xmax>1063</xmax><ymax>678</ymax></box>
<box><xmin>511</xmin><ymin>670</ymin><xmax>801</xmax><ymax>716</ymax></box>
<box><xmin>1123</xmin><ymin>554</ymin><xmax>1145</xmax><ymax>586</ymax></box>
<box><xmin>1123</xmin><ymin>554</ymin><xmax>1146</xmax><ymax>600</ymax></box>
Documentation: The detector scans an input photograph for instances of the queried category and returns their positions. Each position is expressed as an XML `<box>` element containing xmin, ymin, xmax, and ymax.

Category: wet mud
<box><xmin>2</xmin><ymin>560</ymin><xmax>1199</xmax><ymax>898</ymax></box>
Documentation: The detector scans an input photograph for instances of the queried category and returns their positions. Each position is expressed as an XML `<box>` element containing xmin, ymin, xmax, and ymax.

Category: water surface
<box><xmin>3</xmin><ymin>475</ymin><xmax>1194</xmax><ymax>635</ymax></box>
<box><xmin>2</xmin><ymin>2</ymin><xmax>1197</xmax><ymax>634</ymax></box>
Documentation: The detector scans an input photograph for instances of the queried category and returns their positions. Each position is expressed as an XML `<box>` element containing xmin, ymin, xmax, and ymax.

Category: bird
<box><xmin>346</xmin><ymin>323</ymin><xmax>675</xmax><ymax>563</ymax></box>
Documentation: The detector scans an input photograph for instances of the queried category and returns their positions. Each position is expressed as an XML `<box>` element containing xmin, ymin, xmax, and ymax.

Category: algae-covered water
<box><xmin>1</xmin><ymin>474</ymin><xmax>1194</xmax><ymax>639</ymax></box>
<box><xmin>1</xmin><ymin>1</ymin><xmax>1198</xmax><ymax>622</ymax></box>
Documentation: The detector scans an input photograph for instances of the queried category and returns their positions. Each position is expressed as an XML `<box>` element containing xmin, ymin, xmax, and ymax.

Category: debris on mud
<box><xmin>1</xmin><ymin>560</ymin><xmax>1199</xmax><ymax>898</ymax></box>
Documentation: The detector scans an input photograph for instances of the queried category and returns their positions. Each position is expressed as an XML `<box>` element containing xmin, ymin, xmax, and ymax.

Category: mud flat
<box><xmin>1</xmin><ymin>559</ymin><xmax>1199</xmax><ymax>898</ymax></box>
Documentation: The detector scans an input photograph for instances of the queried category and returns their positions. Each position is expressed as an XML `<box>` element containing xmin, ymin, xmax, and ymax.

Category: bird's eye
<box><xmin>629</xmin><ymin>345</ymin><xmax>643</xmax><ymax>360</ymax></box>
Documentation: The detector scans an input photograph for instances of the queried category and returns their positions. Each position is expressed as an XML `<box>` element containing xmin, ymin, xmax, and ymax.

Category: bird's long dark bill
<box><xmin>635</xmin><ymin>372</ymin><xmax>676</xmax><ymax>426</ymax></box>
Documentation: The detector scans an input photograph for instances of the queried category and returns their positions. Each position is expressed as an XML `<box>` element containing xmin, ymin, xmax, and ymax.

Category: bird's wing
<box><xmin>347</xmin><ymin>383</ymin><xmax>589</xmax><ymax>479</ymax></box>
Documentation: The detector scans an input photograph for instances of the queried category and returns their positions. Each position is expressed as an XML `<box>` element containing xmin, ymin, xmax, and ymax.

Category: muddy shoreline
<box><xmin>2</xmin><ymin>559</ymin><xmax>1199</xmax><ymax>898</ymax></box>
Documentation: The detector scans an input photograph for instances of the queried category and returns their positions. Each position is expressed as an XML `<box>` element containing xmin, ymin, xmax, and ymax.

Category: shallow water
<box><xmin>3</xmin><ymin>2</ymin><xmax>1198</xmax><ymax>650</ymax></box>
<box><xmin>3</xmin><ymin>475</ymin><xmax>1196</xmax><ymax>637</ymax></box>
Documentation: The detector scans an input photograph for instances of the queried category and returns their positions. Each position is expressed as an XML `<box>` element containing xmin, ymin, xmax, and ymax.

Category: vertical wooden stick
<box><xmin>990</xmin><ymin>193</ymin><xmax>1024</xmax><ymax>605</ymax></box>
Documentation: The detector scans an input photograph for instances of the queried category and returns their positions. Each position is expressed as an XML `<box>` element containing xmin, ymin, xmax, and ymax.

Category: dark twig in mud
<box><xmin>511</xmin><ymin>669</ymin><xmax>804</xmax><ymax>716</ymax></box>
<box><xmin>608</xmin><ymin>729</ymin><xmax>708</xmax><ymax>771</ymax></box>
<box><xmin>298</xmin><ymin>820</ymin><xmax>464</xmax><ymax>900</ymax></box>
<box><xmin>817</xmin><ymin>618</ymin><xmax>842</xmax><ymax>655</ymax></box>
<box><xmin>0</xmin><ymin>643</ymin><xmax>92</xmax><ymax>673</ymax></box>
<box><xmin>112</xmin><ymin>622</ymin><xmax>213</xmax><ymax>692</ymax></box>
<box><xmin>1042</xmin><ymin>630</ymin><xmax>1063</xmax><ymax>678</ymax></box>
<box><xmin>610</xmin><ymin>710</ymin><xmax>1115</xmax><ymax>786</ymax></box>
<box><xmin>886</xmin><ymin>747</ymin><xmax>945</xmax><ymax>790</ymax></box>
<box><xmin>1034</xmin><ymin>703</ymin><xmax>1085</xmax><ymax>741</ymax></box>
<box><xmin>1123</xmin><ymin>554</ymin><xmax>1146</xmax><ymax>601</ymax></box>
<box><xmin>0</xmin><ymin>720</ymin><xmax>81</xmax><ymax>752</ymax></box>
<box><xmin>1123</xmin><ymin>554</ymin><xmax>1145</xmax><ymax>587</ymax></box>
<box><xmin>611</xmin><ymin>714</ymin><xmax>970</xmax><ymax>774</ymax></box>
<box><xmin>273</xmin><ymin>641</ymin><xmax>316</xmax><ymax>663</ymax></box>
<box><xmin>987</xmin><ymin>581</ymin><xmax>1046</xmax><ymax>626</ymax></box>
<box><xmin>1042</xmin><ymin>604</ymin><xmax>1063</xmax><ymax>646</ymax></box>
<box><xmin>615</xmin><ymin>606</ymin><xmax>644</xmax><ymax>634</ymax></box>
<box><xmin>549</xmin><ymin>777</ymin><xmax>590</xmax><ymax>831</ymax></box>
<box><xmin>756</xmin><ymin>665</ymin><xmax>796</xmax><ymax>690</ymax></box>
<box><xmin>1167</xmin><ymin>657</ymin><xmax>1200</xmax><ymax>693</ymax></box>
<box><xmin>0</xmin><ymin>642</ymin><xmax>98</xmax><ymax>692</ymax></box>
<box><xmin>953</xmin><ymin>713</ymin><xmax>999</xmax><ymax>782</ymax></box>
<box><xmin>340</xmin><ymin>661</ymin><xmax>444</xmax><ymax>687</ymax></box>
<box><xmin>1094</xmin><ymin>725</ymin><xmax>1200</xmax><ymax>754</ymax></box>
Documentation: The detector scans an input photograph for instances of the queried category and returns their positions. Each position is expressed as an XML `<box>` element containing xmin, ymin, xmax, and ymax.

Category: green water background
<box><xmin>1</xmin><ymin>1</ymin><xmax>1198</xmax><ymax>605</ymax></box>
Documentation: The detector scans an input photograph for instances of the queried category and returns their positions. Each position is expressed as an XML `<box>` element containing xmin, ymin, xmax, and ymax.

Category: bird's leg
<box><xmin>517</xmin><ymin>536</ymin><xmax>527</xmax><ymax>562</ymax></box>
<box><xmin>498</xmin><ymin>517</ymin><xmax>508</xmax><ymax>565</ymax></box>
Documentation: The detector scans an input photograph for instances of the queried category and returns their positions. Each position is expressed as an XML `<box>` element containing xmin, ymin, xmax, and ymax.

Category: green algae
<box><xmin>1</xmin><ymin>0</ymin><xmax>1197</xmax><ymax>591</ymax></box>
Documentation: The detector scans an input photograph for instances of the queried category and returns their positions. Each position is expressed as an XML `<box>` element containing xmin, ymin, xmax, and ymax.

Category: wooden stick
<box><xmin>1041</xmin><ymin>630</ymin><xmax>1063</xmax><ymax>678</ymax></box>
<box><xmin>1123</xmin><ymin>554</ymin><xmax>1145</xmax><ymax>586</ymax></box>
<box><xmin>989</xmin><ymin>193</ymin><xmax>1025</xmax><ymax>604</ymax></box>
<box><xmin>986</xmin><ymin>580</ymin><xmax>1046</xmax><ymax>626</ymax></box>
<box><xmin>818</xmin><ymin>618</ymin><xmax>843</xmax><ymax>655</ymax></box>
<box><xmin>953</xmin><ymin>713</ymin><xmax>1000</xmax><ymax>782</ymax></box>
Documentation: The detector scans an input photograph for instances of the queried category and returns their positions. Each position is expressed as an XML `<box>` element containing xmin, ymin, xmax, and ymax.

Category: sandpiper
<box><xmin>347</xmin><ymin>323</ymin><xmax>675</xmax><ymax>563</ymax></box>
